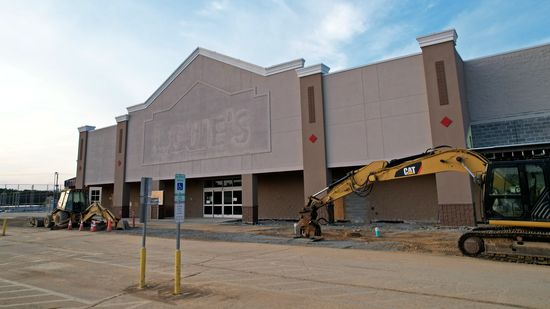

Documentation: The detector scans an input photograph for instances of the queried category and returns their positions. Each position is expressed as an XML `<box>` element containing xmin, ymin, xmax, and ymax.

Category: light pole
<box><xmin>52</xmin><ymin>172</ymin><xmax>59</xmax><ymax>212</ymax></box>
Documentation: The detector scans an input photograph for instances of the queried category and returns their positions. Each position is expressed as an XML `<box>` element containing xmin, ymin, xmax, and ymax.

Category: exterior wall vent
<box><xmin>435</xmin><ymin>60</ymin><xmax>449</xmax><ymax>105</ymax></box>
<box><xmin>307</xmin><ymin>86</ymin><xmax>316</xmax><ymax>123</ymax></box>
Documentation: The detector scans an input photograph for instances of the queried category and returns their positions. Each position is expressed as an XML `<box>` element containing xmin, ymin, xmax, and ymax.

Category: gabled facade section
<box><xmin>127</xmin><ymin>47</ymin><xmax>304</xmax><ymax>113</ymax></box>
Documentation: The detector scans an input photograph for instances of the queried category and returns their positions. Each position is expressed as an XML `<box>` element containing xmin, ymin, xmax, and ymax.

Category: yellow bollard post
<box><xmin>2</xmin><ymin>218</ymin><xmax>7</xmax><ymax>236</ymax></box>
<box><xmin>139</xmin><ymin>247</ymin><xmax>146</xmax><ymax>288</ymax></box>
<box><xmin>174</xmin><ymin>249</ymin><xmax>181</xmax><ymax>295</ymax></box>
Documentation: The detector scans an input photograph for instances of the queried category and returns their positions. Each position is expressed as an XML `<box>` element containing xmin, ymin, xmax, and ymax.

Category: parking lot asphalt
<box><xmin>1</xmin><ymin>219</ymin><xmax>550</xmax><ymax>308</ymax></box>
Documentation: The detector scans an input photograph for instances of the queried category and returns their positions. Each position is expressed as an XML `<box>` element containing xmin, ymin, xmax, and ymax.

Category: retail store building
<box><xmin>75</xmin><ymin>29</ymin><xmax>550</xmax><ymax>226</ymax></box>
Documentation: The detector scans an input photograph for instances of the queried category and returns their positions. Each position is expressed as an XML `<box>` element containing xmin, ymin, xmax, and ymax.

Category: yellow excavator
<box><xmin>29</xmin><ymin>189</ymin><xmax>119</xmax><ymax>229</ymax></box>
<box><xmin>296</xmin><ymin>146</ymin><xmax>550</xmax><ymax>263</ymax></box>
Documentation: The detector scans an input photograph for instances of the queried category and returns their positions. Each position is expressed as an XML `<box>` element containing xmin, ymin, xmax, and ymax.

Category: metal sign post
<box><xmin>173</xmin><ymin>174</ymin><xmax>185</xmax><ymax>295</ymax></box>
<box><xmin>139</xmin><ymin>177</ymin><xmax>152</xmax><ymax>289</ymax></box>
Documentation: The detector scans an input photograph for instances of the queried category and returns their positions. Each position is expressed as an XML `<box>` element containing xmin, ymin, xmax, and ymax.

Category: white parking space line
<box><xmin>0</xmin><ymin>262</ymin><xmax>19</xmax><ymax>266</ymax></box>
<box><xmin>0</xmin><ymin>289</ymin><xmax>33</xmax><ymax>295</ymax></box>
<box><xmin>0</xmin><ymin>278</ymin><xmax>92</xmax><ymax>306</ymax></box>
<box><xmin>0</xmin><ymin>298</ymin><xmax>74</xmax><ymax>308</ymax></box>
<box><xmin>95</xmin><ymin>300</ymin><xmax>151</xmax><ymax>308</ymax></box>
<box><xmin>73</xmin><ymin>257</ymin><xmax>135</xmax><ymax>270</ymax></box>
<box><xmin>0</xmin><ymin>293</ymin><xmax>47</xmax><ymax>300</ymax></box>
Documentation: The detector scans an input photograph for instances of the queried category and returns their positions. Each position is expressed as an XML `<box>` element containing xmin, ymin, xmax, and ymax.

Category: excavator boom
<box><xmin>316</xmin><ymin>147</ymin><xmax>487</xmax><ymax>206</ymax></box>
<box><xmin>297</xmin><ymin>146</ymin><xmax>488</xmax><ymax>238</ymax></box>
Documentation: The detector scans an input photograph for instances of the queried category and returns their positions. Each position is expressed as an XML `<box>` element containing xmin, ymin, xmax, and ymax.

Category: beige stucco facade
<box><xmin>75</xmin><ymin>30</ymin><xmax>550</xmax><ymax>225</ymax></box>
<box><xmin>324</xmin><ymin>54</ymin><xmax>432</xmax><ymax>166</ymax></box>
<box><xmin>125</xmin><ymin>55</ymin><xmax>304</xmax><ymax>182</ymax></box>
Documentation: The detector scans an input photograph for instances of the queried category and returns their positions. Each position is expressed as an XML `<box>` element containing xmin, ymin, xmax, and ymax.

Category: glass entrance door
<box><xmin>203</xmin><ymin>177</ymin><xmax>242</xmax><ymax>218</ymax></box>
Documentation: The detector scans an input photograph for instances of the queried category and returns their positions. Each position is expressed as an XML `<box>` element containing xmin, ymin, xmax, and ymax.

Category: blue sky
<box><xmin>1</xmin><ymin>0</ymin><xmax>549</xmax><ymax>185</ymax></box>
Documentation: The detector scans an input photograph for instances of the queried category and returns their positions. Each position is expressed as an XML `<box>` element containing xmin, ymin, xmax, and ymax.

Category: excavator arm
<box><xmin>296</xmin><ymin>146</ymin><xmax>488</xmax><ymax>238</ymax></box>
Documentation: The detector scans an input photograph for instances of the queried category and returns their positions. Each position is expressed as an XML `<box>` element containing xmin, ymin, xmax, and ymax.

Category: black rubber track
<box><xmin>458</xmin><ymin>227</ymin><xmax>550</xmax><ymax>265</ymax></box>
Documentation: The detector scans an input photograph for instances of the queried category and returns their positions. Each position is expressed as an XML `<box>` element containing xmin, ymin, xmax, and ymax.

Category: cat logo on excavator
<box><xmin>395</xmin><ymin>162</ymin><xmax>422</xmax><ymax>177</ymax></box>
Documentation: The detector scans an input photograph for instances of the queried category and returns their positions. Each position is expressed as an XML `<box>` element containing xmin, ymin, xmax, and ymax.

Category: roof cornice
<box><xmin>115</xmin><ymin>114</ymin><xmax>129</xmax><ymax>122</ymax></box>
<box><xmin>78</xmin><ymin>125</ymin><xmax>95</xmax><ymax>133</ymax></box>
<box><xmin>296</xmin><ymin>63</ymin><xmax>330</xmax><ymax>77</ymax></box>
<box><xmin>127</xmin><ymin>47</ymin><xmax>305</xmax><ymax>113</ymax></box>
<box><xmin>416</xmin><ymin>29</ymin><xmax>458</xmax><ymax>48</ymax></box>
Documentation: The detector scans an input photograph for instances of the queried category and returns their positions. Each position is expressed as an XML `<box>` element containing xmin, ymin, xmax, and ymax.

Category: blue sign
<box><xmin>174</xmin><ymin>174</ymin><xmax>186</xmax><ymax>224</ymax></box>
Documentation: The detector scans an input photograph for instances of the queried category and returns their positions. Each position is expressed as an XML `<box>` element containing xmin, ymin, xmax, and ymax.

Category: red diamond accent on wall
<box><xmin>309</xmin><ymin>134</ymin><xmax>318</xmax><ymax>143</ymax></box>
<box><xmin>440</xmin><ymin>116</ymin><xmax>453</xmax><ymax>127</ymax></box>
<box><xmin>117</xmin><ymin>160</ymin><xmax>122</xmax><ymax>167</ymax></box>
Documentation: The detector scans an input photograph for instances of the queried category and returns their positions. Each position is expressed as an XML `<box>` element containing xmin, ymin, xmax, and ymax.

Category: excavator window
<box><xmin>57</xmin><ymin>191</ymin><xmax>68</xmax><ymax>210</ymax></box>
<box><xmin>72</xmin><ymin>191</ymin><xmax>86</xmax><ymax>213</ymax></box>
<box><xmin>526</xmin><ymin>164</ymin><xmax>550</xmax><ymax>220</ymax></box>
<box><xmin>488</xmin><ymin>166</ymin><xmax>523</xmax><ymax>218</ymax></box>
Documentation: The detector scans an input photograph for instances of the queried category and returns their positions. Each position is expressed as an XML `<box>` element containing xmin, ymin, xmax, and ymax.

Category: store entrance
<box><xmin>203</xmin><ymin>177</ymin><xmax>242</xmax><ymax>218</ymax></box>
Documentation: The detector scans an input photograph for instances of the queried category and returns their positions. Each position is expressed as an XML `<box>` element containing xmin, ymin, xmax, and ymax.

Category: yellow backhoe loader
<box><xmin>29</xmin><ymin>189</ymin><xmax>119</xmax><ymax>229</ymax></box>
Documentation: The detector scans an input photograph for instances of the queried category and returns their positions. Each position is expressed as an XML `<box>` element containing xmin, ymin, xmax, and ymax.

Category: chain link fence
<box><xmin>0</xmin><ymin>184</ymin><xmax>60</xmax><ymax>213</ymax></box>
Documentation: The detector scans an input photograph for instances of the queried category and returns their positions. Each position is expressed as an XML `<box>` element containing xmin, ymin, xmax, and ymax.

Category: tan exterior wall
<box><xmin>299</xmin><ymin>73</ymin><xmax>329</xmax><ymax>201</ymax></box>
<box><xmin>100</xmin><ymin>184</ymin><xmax>114</xmax><ymax>209</ymax></box>
<box><xmin>159</xmin><ymin>179</ymin><xmax>174</xmax><ymax>218</ymax></box>
<box><xmin>113</xmin><ymin>119</ymin><xmax>129</xmax><ymax>217</ymax></box>
<box><xmin>420</xmin><ymin>41</ymin><xmax>473</xmax><ymax>208</ymax></box>
<box><xmin>331</xmin><ymin>167</ymin><xmax>438</xmax><ymax>222</ymax></box>
<box><xmin>127</xmin><ymin>179</ymin><xmax>202</xmax><ymax>219</ymax></box>
<box><xmin>185</xmin><ymin>178</ymin><xmax>204</xmax><ymax>218</ymax></box>
<box><xmin>455</xmin><ymin>52</ymin><xmax>470</xmax><ymax>138</ymax></box>
<box><xmin>242</xmin><ymin>174</ymin><xmax>258</xmax><ymax>223</ymax></box>
<box><xmin>85</xmin><ymin>126</ymin><xmax>116</xmax><ymax>185</ymax></box>
<box><xmin>421</xmin><ymin>42</ymin><xmax>467</xmax><ymax>147</ymax></box>
<box><xmin>128</xmin><ymin>182</ymin><xmax>140</xmax><ymax>217</ymax></box>
<box><xmin>365</xmin><ymin>175</ymin><xmax>438</xmax><ymax>221</ymax></box>
<box><xmin>258</xmin><ymin>171</ymin><xmax>304</xmax><ymax>219</ymax></box>
<box><xmin>324</xmin><ymin>54</ymin><xmax>432</xmax><ymax>166</ymax></box>
<box><xmin>75</xmin><ymin>129</ymin><xmax>91</xmax><ymax>189</ymax></box>
<box><xmin>125</xmin><ymin>55</ymin><xmax>303</xmax><ymax>183</ymax></box>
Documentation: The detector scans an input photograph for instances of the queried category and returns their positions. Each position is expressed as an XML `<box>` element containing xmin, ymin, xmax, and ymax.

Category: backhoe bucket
<box><xmin>81</xmin><ymin>202</ymin><xmax>119</xmax><ymax>229</ymax></box>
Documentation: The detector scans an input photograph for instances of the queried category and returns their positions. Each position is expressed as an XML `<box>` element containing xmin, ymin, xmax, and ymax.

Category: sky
<box><xmin>1</xmin><ymin>0</ymin><xmax>549</xmax><ymax>186</ymax></box>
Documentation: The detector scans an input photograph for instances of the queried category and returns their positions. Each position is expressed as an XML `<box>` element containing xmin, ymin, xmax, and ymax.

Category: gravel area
<box><xmin>3</xmin><ymin>213</ymin><xmax>470</xmax><ymax>256</ymax></box>
<box><xmin>116</xmin><ymin>219</ymin><xmax>469</xmax><ymax>255</ymax></box>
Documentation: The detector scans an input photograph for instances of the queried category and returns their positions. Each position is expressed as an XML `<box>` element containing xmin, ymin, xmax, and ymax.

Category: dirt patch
<box><xmin>255</xmin><ymin>223</ymin><xmax>464</xmax><ymax>256</ymax></box>
<box><xmin>8</xmin><ymin>213</ymin><xmax>468</xmax><ymax>257</ymax></box>
<box><xmin>123</xmin><ymin>281</ymin><xmax>215</xmax><ymax>304</ymax></box>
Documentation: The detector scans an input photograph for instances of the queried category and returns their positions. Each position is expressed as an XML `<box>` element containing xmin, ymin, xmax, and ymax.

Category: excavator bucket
<box><xmin>81</xmin><ymin>202</ymin><xmax>119</xmax><ymax>229</ymax></box>
<box><xmin>295</xmin><ymin>207</ymin><xmax>322</xmax><ymax>239</ymax></box>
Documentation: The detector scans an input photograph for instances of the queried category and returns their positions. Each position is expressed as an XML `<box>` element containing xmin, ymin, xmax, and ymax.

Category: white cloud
<box><xmin>0</xmin><ymin>2</ymin><xmax>177</xmax><ymax>184</ymax></box>
<box><xmin>199</xmin><ymin>0</ymin><xmax>229</xmax><ymax>16</ymax></box>
<box><xmin>183</xmin><ymin>0</ymin><xmax>392</xmax><ymax>70</ymax></box>
<box><xmin>319</xmin><ymin>3</ymin><xmax>367</xmax><ymax>42</ymax></box>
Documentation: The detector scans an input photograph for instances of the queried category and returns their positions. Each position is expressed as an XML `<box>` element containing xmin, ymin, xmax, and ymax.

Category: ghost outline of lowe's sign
<box><xmin>143</xmin><ymin>81</ymin><xmax>271</xmax><ymax>165</ymax></box>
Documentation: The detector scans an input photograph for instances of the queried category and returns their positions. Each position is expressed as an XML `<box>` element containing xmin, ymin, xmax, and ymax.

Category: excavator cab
<box><xmin>484</xmin><ymin>159</ymin><xmax>550</xmax><ymax>222</ymax></box>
